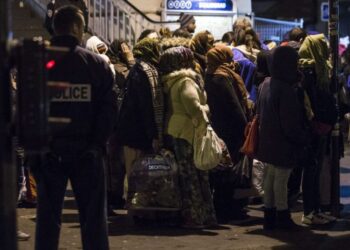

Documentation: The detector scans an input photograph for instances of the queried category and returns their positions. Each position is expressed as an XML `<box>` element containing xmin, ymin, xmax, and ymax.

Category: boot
<box><xmin>263</xmin><ymin>207</ymin><xmax>276</xmax><ymax>230</ymax></box>
<box><xmin>276</xmin><ymin>209</ymin><xmax>300</xmax><ymax>230</ymax></box>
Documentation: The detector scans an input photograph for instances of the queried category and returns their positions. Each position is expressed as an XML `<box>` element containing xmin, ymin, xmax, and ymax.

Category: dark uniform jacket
<box><xmin>49</xmin><ymin>35</ymin><xmax>116</xmax><ymax>153</ymax></box>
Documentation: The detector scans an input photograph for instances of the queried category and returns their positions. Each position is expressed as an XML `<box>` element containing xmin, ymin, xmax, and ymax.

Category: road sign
<box><xmin>321</xmin><ymin>2</ymin><xmax>329</xmax><ymax>22</ymax></box>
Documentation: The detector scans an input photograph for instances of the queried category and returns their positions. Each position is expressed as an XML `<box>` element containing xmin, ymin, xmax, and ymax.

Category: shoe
<box><xmin>263</xmin><ymin>207</ymin><xmax>276</xmax><ymax>230</ymax></box>
<box><xmin>301</xmin><ymin>212</ymin><xmax>330</xmax><ymax>225</ymax></box>
<box><xmin>317</xmin><ymin>212</ymin><xmax>337</xmax><ymax>222</ymax></box>
<box><xmin>17</xmin><ymin>231</ymin><xmax>30</xmax><ymax>241</ymax></box>
<box><xmin>276</xmin><ymin>209</ymin><xmax>300</xmax><ymax>230</ymax></box>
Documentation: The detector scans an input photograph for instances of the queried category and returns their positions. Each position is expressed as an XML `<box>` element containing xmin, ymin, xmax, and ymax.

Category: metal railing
<box><xmin>28</xmin><ymin>0</ymin><xmax>179</xmax><ymax>46</ymax></box>
<box><xmin>252</xmin><ymin>16</ymin><xmax>304</xmax><ymax>42</ymax></box>
<box><xmin>89</xmin><ymin>0</ymin><xmax>179</xmax><ymax>45</ymax></box>
<box><xmin>26</xmin><ymin>0</ymin><xmax>302</xmax><ymax>45</ymax></box>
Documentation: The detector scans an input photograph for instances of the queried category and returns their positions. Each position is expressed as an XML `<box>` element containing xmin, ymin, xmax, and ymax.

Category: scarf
<box><xmin>299</xmin><ymin>34</ymin><xmax>332</xmax><ymax>91</ymax></box>
<box><xmin>159</xmin><ymin>46</ymin><xmax>195</xmax><ymax>74</ymax></box>
<box><xmin>190</xmin><ymin>31</ymin><xmax>214</xmax><ymax>74</ymax></box>
<box><xmin>133</xmin><ymin>38</ymin><xmax>161</xmax><ymax>66</ymax></box>
<box><xmin>139</xmin><ymin>61</ymin><xmax>164</xmax><ymax>143</ymax></box>
<box><xmin>207</xmin><ymin>45</ymin><xmax>249</xmax><ymax>112</ymax></box>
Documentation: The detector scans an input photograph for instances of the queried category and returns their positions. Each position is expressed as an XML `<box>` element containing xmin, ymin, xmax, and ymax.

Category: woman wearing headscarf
<box><xmin>86</xmin><ymin>36</ymin><xmax>116</xmax><ymax>76</ymax></box>
<box><xmin>190</xmin><ymin>30</ymin><xmax>214</xmax><ymax>77</ymax></box>
<box><xmin>105</xmin><ymin>39</ymin><xmax>135</xmax><ymax>211</ymax></box>
<box><xmin>205</xmin><ymin>45</ymin><xmax>248</xmax><ymax>162</ymax></box>
<box><xmin>298</xmin><ymin>34</ymin><xmax>337</xmax><ymax>225</ymax></box>
<box><xmin>204</xmin><ymin>45</ymin><xmax>248</xmax><ymax>223</ymax></box>
<box><xmin>160</xmin><ymin>46</ymin><xmax>217</xmax><ymax>228</ymax></box>
<box><xmin>106</xmin><ymin>39</ymin><xmax>135</xmax><ymax>90</ymax></box>
<box><xmin>117</xmin><ymin>38</ymin><xmax>164</xmax><ymax>190</ymax></box>
<box><xmin>257</xmin><ymin>46</ymin><xmax>308</xmax><ymax>230</ymax></box>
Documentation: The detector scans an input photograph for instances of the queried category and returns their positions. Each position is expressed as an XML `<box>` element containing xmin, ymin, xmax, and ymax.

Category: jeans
<box><xmin>33</xmin><ymin>151</ymin><xmax>109</xmax><ymax>250</ymax></box>
<box><xmin>302</xmin><ymin>135</ymin><xmax>327</xmax><ymax>215</ymax></box>
<box><xmin>263</xmin><ymin>164</ymin><xmax>292</xmax><ymax>211</ymax></box>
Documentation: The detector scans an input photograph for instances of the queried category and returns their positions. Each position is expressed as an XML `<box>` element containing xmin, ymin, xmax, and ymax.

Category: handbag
<box><xmin>210</xmin><ymin>155</ymin><xmax>252</xmax><ymax>189</ymax></box>
<box><xmin>240</xmin><ymin>114</ymin><xmax>259</xmax><ymax>158</ymax></box>
<box><xmin>193</xmin><ymin>108</ymin><xmax>223</xmax><ymax>171</ymax></box>
<box><xmin>240</xmin><ymin>79</ymin><xmax>267</xmax><ymax>158</ymax></box>
<box><xmin>193</xmin><ymin>124</ymin><xmax>223</xmax><ymax>171</ymax></box>
<box><xmin>230</xmin><ymin>155</ymin><xmax>252</xmax><ymax>189</ymax></box>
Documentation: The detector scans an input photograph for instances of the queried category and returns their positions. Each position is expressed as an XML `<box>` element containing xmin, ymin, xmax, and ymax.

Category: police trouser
<box><xmin>34</xmin><ymin>151</ymin><xmax>109</xmax><ymax>250</ymax></box>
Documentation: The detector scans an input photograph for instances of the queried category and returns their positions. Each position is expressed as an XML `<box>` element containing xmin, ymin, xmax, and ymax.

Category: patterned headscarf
<box><xmin>159</xmin><ymin>46</ymin><xmax>195</xmax><ymax>74</ymax></box>
<box><xmin>133</xmin><ymin>38</ymin><xmax>161</xmax><ymax>66</ymax></box>
<box><xmin>207</xmin><ymin>45</ymin><xmax>249</xmax><ymax>113</ymax></box>
<box><xmin>299</xmin><ymin>34</ymin><xmax>332</xmax><ymax>91</ymax></box>
<box><xmin>190</xmin><ymin>30</ymin><xmax>214</xmax><ymax>56</ymax></box>
<box><xmin>190</xmin><ymin>30</ymin><xmax>214</xmax><ymax>75</ymax></box>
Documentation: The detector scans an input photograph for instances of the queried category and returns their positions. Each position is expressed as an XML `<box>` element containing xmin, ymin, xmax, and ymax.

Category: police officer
<box><xmin>44</xmin><ymin>0</ymin><xmax>89</xmax><ymax>35</ymax></box>
<box><xmin>34</xmin><ymin>6</ymin><xmax>116</xmax><ymax>250</ymax></box>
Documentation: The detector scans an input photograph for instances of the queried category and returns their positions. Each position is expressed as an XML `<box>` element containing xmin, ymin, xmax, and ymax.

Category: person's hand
<box><xmin>121</xmin><ymin>43</ymin><xmax>135</xmax><ymax>66</ymax></box>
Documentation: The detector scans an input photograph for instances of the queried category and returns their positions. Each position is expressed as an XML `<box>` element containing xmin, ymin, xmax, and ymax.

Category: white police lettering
<box><xmin>51</xmin><ymin>84</ymin><xmax>91</xmax><ymax>102</ymax></box>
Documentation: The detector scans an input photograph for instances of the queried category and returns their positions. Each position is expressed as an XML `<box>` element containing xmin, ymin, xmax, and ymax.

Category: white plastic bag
<box><xmin>193</xmin><ymin>125</ymin><xmax>223</xmax><ymax>171</ymax></box>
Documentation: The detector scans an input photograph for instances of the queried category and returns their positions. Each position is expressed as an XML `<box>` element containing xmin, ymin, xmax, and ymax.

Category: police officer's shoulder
<box><xmin>75</xmin><ymin>46</ymin><xmax>110</xmax><ymax>70</ymax></box>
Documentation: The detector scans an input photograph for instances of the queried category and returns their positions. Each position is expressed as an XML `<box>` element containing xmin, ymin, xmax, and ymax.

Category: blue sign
<box><xmin>321</xmin><ymin>2</ymin><xmax>329</xmax><ymax>21</ymax></box>
<box><xmin>166</xmin><ymin>0</ymin><xmax>233</xmax><ymax>12</ymax></box>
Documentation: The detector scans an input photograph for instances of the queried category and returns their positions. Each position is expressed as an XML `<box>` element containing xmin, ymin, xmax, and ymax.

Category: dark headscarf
<box><xmin>207</xmin><ymin>45</ymin><xmax>249</xmax><ymax>112</ymax></box>
<box><xmin>133</xmin><ymin>38</ymin><xmax>161</xmax><ymax>66</ymax></box>
<box><xmin>271</xmin><ymin>46</ymin><xmax>299</xmax><ymax>84</ymax></box>
<box><xmin>254</xmin><ymin>50</ymin><xmax>272</xmax><ymax>86</ymax></box>
<box><xmin>106</xmin><ymin>39</ymin><xmax>124</xmax><ymax>64</ymax></box>
<box><xmin>159</xmin><ymin>46</ymin><xmax>195</xmax><ymax>74</ymax></box>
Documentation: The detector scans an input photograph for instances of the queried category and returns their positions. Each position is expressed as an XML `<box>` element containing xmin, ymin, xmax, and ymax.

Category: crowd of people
<box><xmin>14</xmin><ymin>3</ymin><xmax>350</xmax><ymax>249</ymax></box>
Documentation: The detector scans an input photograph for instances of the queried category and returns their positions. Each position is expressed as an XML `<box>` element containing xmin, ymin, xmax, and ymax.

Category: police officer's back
<box><xmin>34</xmin><ymin>6</ymin><xmax>115</xmax><ymax>250</ymax></box>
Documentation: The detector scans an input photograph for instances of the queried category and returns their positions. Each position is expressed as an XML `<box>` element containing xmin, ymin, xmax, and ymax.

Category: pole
<box><xmin>329</xmin><ymin>0</ymin><xmax>340</xmax><ymax>217</ymax></box>
<box><xmin>0</xmin><ymin>0</ymin><xmax>17</xmax><ymax>249</ymax></box>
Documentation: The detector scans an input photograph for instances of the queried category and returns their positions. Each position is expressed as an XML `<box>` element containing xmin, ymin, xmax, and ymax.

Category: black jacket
<box><xmin>205</xmin><ymin>74</ymin><xmax>247</xmax><ymax>162</ymax></box>
<box><xmin>117</xmin><ymin>63</ymin><xmax>158</xmax><ymax>151</ymax></box>
<box><xmin>48</xmin><ymin>35</ymin><xmax>116</xmax><ymax>153</ymax></box>
<box><xmin>257</xmin><ymin>79</ymin><xmax>308</xmax><ymax>167</ymax></box>
<box><xmin>257</xmin><ymin>47</ymin><xmax>308</xmax><ymax>167</ymax></box>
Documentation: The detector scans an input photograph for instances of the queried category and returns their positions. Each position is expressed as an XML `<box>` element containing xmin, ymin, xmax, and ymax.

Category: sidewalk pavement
<box><xmin>17</xmin><ymin>145</ymin><xmax>350</xmax><ymax>250</ymax></box>
<box><xmin>17</xmin><ymin>198</ymin><xmax>350</xmax><ymax>250</ymax></box>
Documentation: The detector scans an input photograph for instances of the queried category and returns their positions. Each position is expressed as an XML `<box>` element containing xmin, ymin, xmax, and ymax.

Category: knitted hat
<box><xmin>179</xmin><ymin>13</ymin><xmax>195</xmax><ymax>28</ymax></box>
